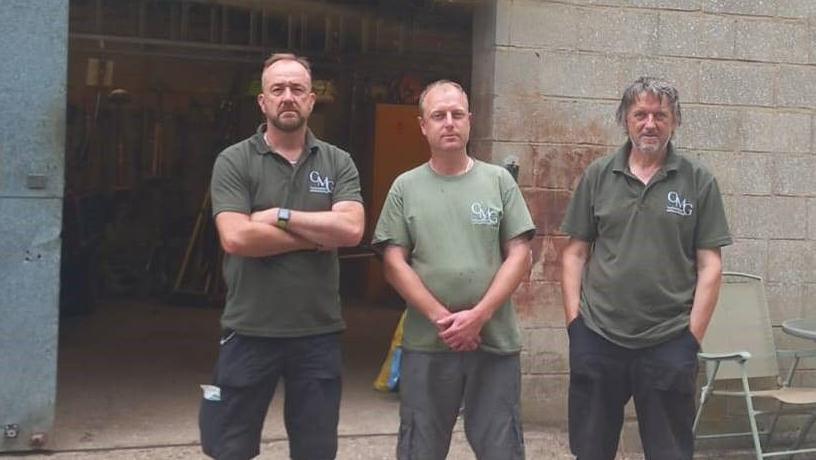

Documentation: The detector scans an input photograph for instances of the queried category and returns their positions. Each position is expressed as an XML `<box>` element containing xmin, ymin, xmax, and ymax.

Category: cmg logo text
<box><xmin>666</xmin><ymin>191</ymin><xmax>693</xmax><ymax>216</ymax></box>
<box><xmin>471</xmin><ymin>202</ymin><xmax>500</xmax><ymax>225</ymax></box>
<box><xmin>309</xmin><ymin>171</ymin><xmax>334</xmax><ymax>194</ymax></box>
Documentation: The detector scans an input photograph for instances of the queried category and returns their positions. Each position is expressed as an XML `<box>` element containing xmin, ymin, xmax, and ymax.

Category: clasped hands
<box><xmin>434</xmin><ymin>307</ymin><xmax>489</xmax><ymax>352</ymax></box>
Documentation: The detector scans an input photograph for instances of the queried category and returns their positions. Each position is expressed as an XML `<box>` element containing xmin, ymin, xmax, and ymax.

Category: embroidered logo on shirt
<box><xmin>666</xmin><ymin>191</ymin><xmax>693</xmax><ymax>216</ymax></box>
<box><xmin>471</xmin><ymin>202</ymin><xmax>500</xmax><ymax>225</ymax></box>
<box><xmin>309</xmin><ymin>171</ymin><xmax>334</xmax><ymax>194</ymax></box>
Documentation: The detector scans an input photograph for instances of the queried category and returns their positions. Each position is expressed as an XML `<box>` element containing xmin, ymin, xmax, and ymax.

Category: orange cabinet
<box><xmin>366</xmin><ymin>104</ymin><xmax>428</xmax><ymax>301</ymax></box>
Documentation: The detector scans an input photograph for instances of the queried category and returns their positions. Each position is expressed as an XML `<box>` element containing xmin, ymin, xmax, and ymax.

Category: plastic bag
<box><xmin>373</xmin><ymin>310</ymin><xmax>406</xmax><ymax>392</ymax></box>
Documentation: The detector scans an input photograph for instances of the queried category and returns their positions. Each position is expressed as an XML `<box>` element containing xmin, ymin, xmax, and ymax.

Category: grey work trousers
<box><xmin>397</xmin><ymin>349</ymin><xmax>525</xmax><ymax>460</ymax></box>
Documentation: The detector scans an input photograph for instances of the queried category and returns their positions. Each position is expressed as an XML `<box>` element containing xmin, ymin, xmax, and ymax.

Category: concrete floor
<box><xmin>44</xmin><ymin>297</ymin><xmax>405</xmax><ymax>454</ymax></box>
<box><xmin>1</xmin><ymin>298</ymin><xmax>759</xmax><ymax>459</ymax></box>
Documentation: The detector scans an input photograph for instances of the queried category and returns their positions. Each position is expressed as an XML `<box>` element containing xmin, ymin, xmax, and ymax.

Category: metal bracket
<box><xmin>502</xmin><ymin>156</ymin><xmax>520</xmax><ymax>183</ymax></box>
<box><xmin>26</xmin><ymin>174</ymin><xmax>48</xmax><ymax>190</ymax></box>
<box><xmin>4</xmin><ymin>424</ymin><xmax>19</xmax><ymax>438</ymax></box>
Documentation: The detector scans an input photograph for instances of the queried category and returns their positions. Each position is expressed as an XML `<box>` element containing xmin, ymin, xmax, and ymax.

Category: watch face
<box><xmin>275</xmin><ymin>209</ymin><xmax>289</xmax><ymax>229</ymax></box>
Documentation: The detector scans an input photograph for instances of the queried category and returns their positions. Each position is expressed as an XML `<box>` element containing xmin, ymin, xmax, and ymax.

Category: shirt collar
<box><xmin>611</xmin><ymin>140</ymin><xmax>680</xmax><ymax>175</ymax></box>
<box><xmin>251</xmin><ymin>123</ymin><xmax>319</xmax><ymax>157</ymax></box>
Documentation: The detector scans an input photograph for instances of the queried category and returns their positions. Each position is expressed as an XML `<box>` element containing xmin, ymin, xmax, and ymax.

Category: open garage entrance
<box><xmin>56</xmin><ymin>0</ymin><xmax>472</xmax><ymax>451</ymax></box>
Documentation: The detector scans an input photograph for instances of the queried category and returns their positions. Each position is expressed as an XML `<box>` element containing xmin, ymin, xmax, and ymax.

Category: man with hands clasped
<box><xmin>373</xmin><ymin>80</ymin><xmax>535</xmax><ymax>460</ymax></box>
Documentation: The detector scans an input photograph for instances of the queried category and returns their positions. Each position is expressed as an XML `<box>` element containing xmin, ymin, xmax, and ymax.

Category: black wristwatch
<box><xmin>276</xmin><ymin>208</ymin><xmax>291</xmax><ymax>229</ymax></box>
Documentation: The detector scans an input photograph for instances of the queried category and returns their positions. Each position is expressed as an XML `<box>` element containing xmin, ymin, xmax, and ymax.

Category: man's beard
<box><xmin>630</xmin><ymin>134</ymin><xmax>669</xmax><ymax>156</ymax></box>
<box><xmin>271</xmin><ymin>111</ymin><xmax>306</xmax><ymax>132</ymax></box>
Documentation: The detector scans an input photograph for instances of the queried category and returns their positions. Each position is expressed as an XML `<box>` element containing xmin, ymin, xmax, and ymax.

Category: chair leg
<box><xmin>790</xmin><ymin>410</ymin><xmax>816</xmax><ymax>454</ymax></box>
<box><xmin>764</xmin><ymin>400</ymin><xmax>783</xmax><ymax>447</ymax></box>
<box><xmin>694</xmin><ymin>367</ymin><xmax>718</xmax><ymax>435</ymax></box>
<box><xmin>741</xmin><ymin>373</ymin><xmax>764</xmax><ymax>460</ymax></box>
<box><xmin>693</xmin><ymin>384</ymin><xmax>712</xmax><ymax>434</ymax></box>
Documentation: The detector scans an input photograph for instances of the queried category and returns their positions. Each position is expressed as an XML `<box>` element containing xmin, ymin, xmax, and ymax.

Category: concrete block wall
<box><xmin>470</xmin><ymin>0</ymin><xmax>816</xmax><ymax>435</ymax></box>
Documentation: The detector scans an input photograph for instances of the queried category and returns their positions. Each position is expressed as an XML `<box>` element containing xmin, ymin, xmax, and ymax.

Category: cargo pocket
<box><xmin>396</xmin><ymin>412</ymin><xmax>415</xmax><ymax>460</ymax></box>
<box><xmin>199</xmin><ymin>386</ymin><xmax>227</xmax><ymax>458</ymax></box>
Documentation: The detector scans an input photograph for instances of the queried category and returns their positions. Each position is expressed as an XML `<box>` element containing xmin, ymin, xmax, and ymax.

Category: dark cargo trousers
<box><xmin>568</xmin><ymin>317</ymin><xmax>700</xmax><ymax>460</ymax></box>
<box><xmin>199</xmin><ymin>331</ymin><xmax>342</xmax><ymax>460</ymax></box>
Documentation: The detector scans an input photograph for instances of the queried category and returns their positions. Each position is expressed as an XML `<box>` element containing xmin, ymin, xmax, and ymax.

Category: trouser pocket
<box><xmin>199</xmin><ymin>395</ymin><xmax>226</xmax><ymax>458</ymax></box>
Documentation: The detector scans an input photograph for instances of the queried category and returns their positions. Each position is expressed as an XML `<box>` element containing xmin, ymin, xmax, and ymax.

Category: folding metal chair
<box><xmin>693</xmin><ymin>272</ymin><xmax>816</xmax><ymax>459</ymax></box>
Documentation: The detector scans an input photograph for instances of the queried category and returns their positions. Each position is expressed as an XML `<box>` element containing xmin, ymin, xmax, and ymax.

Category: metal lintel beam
<box><xmin>70</xmin><ymin>33</ymin><xmax>266</xmax><ymax>53</ymax></box>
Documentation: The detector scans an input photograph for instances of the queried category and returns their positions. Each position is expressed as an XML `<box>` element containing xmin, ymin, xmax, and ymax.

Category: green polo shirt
<box><xmin>373</xmin><ymin>161</ymin><xmax>535</xmax><ymax>354</ymax></box>
<box><xmin>210</xmin><ymin>125</ymin><xmax>362</xmax><ymax>337</ymax></box>
<box><xmin>561</xmin><ymin>142</ymin><xmax>732</xmax><ymax>349</ymax></box>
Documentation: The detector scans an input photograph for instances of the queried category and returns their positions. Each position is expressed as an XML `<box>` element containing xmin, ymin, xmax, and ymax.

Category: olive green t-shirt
<box><xmin>210</xmin><ymin>126</ymin><xmax>362</xmax><ymax>337</ymax></box>
<box><xmin>561</xmin><ymin>142</ymin><xmax>732</xmax><ymax>349</ymax></box>
<box><xmin>373</xmin><ymin>160</ymin><xmax>535</xmax><ymax>354</ymax></box>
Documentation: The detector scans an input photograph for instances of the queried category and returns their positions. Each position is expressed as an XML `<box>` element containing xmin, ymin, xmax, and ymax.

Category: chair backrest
<box><xmin>701</xmin><ymin>272</ymin><xmax>779</xmax><ymax>380</ymax></box>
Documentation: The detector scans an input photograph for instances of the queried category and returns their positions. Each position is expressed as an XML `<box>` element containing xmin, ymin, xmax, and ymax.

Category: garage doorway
<box><xmin>56</xmin><ymin>0</ymin><xmax>473</xmax><ymax>452</ymax></box>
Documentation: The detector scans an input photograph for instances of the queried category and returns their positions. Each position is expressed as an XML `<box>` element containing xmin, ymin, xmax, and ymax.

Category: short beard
<box><xmin>630</xmin><ymin>135</ymin><xmax>669</xmax><ymax>156</ymax></box>
<box><xmin>271</xmin><ymin>114</ymin><xmax>306</xmax><ymax>132</ymax></box>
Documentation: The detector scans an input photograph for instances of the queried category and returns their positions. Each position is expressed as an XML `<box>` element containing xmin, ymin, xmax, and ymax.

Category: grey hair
<box><xmin>418</xmin><ymin>80</ymin><xmax>469</xmax><ymax>116</ymax></box>
<box><xmin>615</xmin><ymin>77</ymin><xmax>682</xmax><ymax>128</ymax></box>
<box><xmin>263</xmin><ymin>53</ymin><xmax>312</xmax><ymax>77</ymax></box>
<box><xmin>261</xmin><ymin>53</ymin><xmax>312</xmax><ymax>90</ymax></box>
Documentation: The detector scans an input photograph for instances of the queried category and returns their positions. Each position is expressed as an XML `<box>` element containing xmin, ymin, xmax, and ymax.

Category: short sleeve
<box><xmin>372</xmin><ymin>180</ymin><xmax>412</xmax><ymax>249</ymax></box>
<box><xmin>331</xmin><ymin>150</ymin><xmax>363</xmax><ymax>205</ymax></box>
<box><xmin>499</xmin><ymin>170</ymin><xmax>536</xmax><ymax>242</ymax></box>
<box><xmin>210</xmin><ymin>151</ymin><xmax>250</xmax><ymax>217</ymax></box>
<box><xmin>560</xmin><ymin>169</ymin><xmax>597</xmax><ymax>242</ymax></box>
<box><xmin>694</xmin><ymin>177</ymin><xmax>732</xmax><ymax>248</ymax></box>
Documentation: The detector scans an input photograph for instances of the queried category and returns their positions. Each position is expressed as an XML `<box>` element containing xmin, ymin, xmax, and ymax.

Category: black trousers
<box><xmin>199</xmin><ymin>331</ymin><xmax>342</xmax><ymax>460</ymax></box>
<box><xmin>568</xmin><ymin>317</ymin><xmax>699</xmax><ymax>460</ymax></box>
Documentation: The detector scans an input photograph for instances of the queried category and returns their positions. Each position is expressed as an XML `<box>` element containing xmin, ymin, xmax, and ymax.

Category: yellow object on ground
<box><xmin>373</xmin><ymin>310</ymin><xmax>406</xmax><ymax>392</ymax></box>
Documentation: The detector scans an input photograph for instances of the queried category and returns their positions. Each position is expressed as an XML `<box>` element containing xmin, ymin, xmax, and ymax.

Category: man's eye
<box><xmin>451</xmin><ymin>112</ymin><xmax>466</xmax><ymax>120</ymax></box>
<box><xmin>271</xmin><ymin>88</ymin><xmax>284</xmax><ymax>96</ymax></box>
<box><xmin>431</xmin><ymin>113</ymin><xmax>445</xmax><ymax>121</ymax></box>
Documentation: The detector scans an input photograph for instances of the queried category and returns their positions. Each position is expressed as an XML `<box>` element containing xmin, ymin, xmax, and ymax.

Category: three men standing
<box><xmin>202</xmin><ymin>55</ymin><xmax>730</xmax><ymax>460</ymax></box>
<box><xmin>201</xmin><ymin>53</ymin><xmax>364</xmax><ymax>460</ymax></box>
<box><xmin>374</xmin><ymin>80</ymin><xmax>535</xmax><ymax>460</ymax></box>
<box><xmin>561</xmin><ymin>77</ymin><xmax>732</xmax><ymax>459</ymax></box>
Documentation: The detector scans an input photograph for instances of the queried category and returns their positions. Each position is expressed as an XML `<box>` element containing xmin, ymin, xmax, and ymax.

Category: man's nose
<box><xmin>643</xmin><ymin>114</ymin><xmax>656</xmax><ymax>128</ymax></box>
<box><xmin>443</xmin><ymin>112</ymin><xmax>454</xmax><ymax>125</ymax></box>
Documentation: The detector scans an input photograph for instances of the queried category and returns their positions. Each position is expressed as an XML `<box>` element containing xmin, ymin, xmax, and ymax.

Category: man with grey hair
<box><xmin>560</xmin><ymin>76</ymin><xmax>732</xmax><ymax>459</ymax></box>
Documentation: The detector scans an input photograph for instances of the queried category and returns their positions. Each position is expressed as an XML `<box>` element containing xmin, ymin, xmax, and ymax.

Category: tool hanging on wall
<box><xmin>108</xmin><ymin>88</ymin><xmax>132</xmax><ymax>189</ymax></box>
<box><xmin>147</xmin><ymin>90</ymin><xmax>166</xmax><ymax>178</ymax></box>
<box><xmin>170</xmin><ymin>190</ymin><xmax>217</xmax><ymax>305</ymax></box>
<box><xmin>169</xmin><ymin>71</ymin><xmax>245</xmax><ymax>306</ymax></box>
<box><xmin>76</xmin><ymin>58</ymin><xmax>113</xmax><ymax>180</ymax></box>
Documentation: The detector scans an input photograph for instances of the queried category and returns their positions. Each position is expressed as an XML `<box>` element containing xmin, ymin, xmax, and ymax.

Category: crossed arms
<box><xmin>382</xmin><ymin>236</ymin><xmax>532</xmax><ymax>351</ymax></box>
<box><xmin>215</xmin><ymin>201</ymin><xmax>365</xmax><ymax>257</ymax></box>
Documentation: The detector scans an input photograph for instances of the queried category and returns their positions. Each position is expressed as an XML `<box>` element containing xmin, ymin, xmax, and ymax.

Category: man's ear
<box><xmin>257</xmin><ymin>93</ymin><xmax>265</xmax><ymax>113</ymax></box>
<box><xmin>418</xmin><ymin>115</ymin><xmax>427</xmax><ymax>136</ymax></box>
